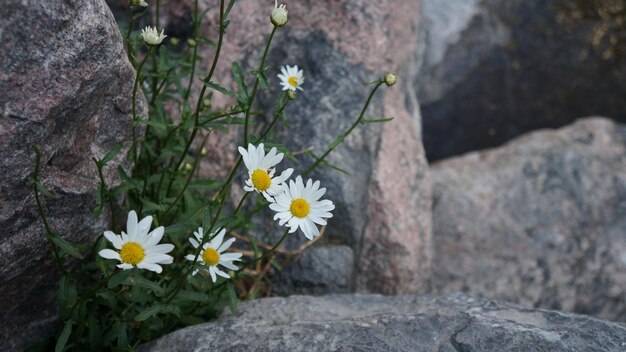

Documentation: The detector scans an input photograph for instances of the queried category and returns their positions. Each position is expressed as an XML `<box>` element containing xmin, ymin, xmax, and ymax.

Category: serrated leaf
<box><xmin>232</xmin><ymin>62</ymin><xmax>248</xmax><ymax>98</ymax></box>
<box><xmin>204</xmin><ymin>80</ymin><xmax>234</xmax><ymax>97</ymax></box>
<box><xmin>55</xmin><ymin>320</ymin><xmax>72</xmax><ymax>352</ymax></box>
<box><xmin>49</xmin><ymin>235</ymin><xmax>84</xmax><ymax>259</ymax></box>
<box><xmin>122</xmin><ymin>275</ymin><xmax>165</xmax><ymax>296</ymax></box>
<box><xmin>134</xmin><ymin>304</ymin><xmax>163</xmax><ymax>321</ymax></box>
<box><xmin>101</xmin><ymin>143</ymin><xmax>123</xmax><ymax>165</ymax></box>
<box><xmin>177</xmin><ymin>290</ymin><xmax>209</xmax><ymax>302</ymax></box>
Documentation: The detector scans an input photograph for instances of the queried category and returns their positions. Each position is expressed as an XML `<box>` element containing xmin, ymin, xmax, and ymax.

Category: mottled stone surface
<box><xmin>108</xmin><ymin>0</ymin><xmax>432</xmax><ymax>295</ymax></box>
<box><xmin>140</xmin><ymin>293</ymin><xmax>626</xmax><ymax>352</ymax></box>
<box><xmin>417</xmin><ymin>0</ymin><xmax>626</xmax><ymax>161</ymax></box>
<box><xmin>432</xmin><ymin>118</ymin><xmax>626</xmax><ymax>322</ymax></box>
<box><xmin>0</xmin><ymin>0</ymin><xmax>143</xmax><ymax>350</ymax></box>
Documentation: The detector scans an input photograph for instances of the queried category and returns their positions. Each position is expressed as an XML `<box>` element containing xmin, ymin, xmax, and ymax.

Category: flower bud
<box><xmin>140</xmin><ymin>26</ymin><xmax>167</xmax><ymax>46</ymax></box>
<box><xmin>187</xmin><ymin>38</ymin><xmax>197</xmax><ymax>47</ymax></box>
<box><xmin>383</xmin><ymin>72</ymin><xmax>397</xmax><ymax>87</ymax></box>
<box><xmin>201</xmin><ymin>147</ymin><xmax>208</xmax><ymax>156</ymax></box>
<box><xmin>271</xmin><ymin>0</ymin><xmax>288</xmax><ymax>27</ymax></box>
<box><xmin>130</xmin><ymin>0</ymin><xmax>148</xmax><ymax>7</ymax></box>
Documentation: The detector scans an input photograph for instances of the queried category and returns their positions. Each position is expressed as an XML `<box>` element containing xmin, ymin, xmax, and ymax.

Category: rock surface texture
<box><xmin>140</xmin><ymin>293</ymin><xmax>626</xmax><ymax>352</ymax></box>
<box><xmin>0</xmin><ymin>0</ymin><xmax>142</xmax><ymax>350</ymax></box>
<box><xmin>417</xmin><ymin>0</ymin><xmax>626</xmax><ymax>160</ymax></box>
<box><xmin>107</xmin><ymin>0</ymin><xmax>432</xmax><ymax>295</ymax></box>
<box><xmin>432</xmin><ymin>118</ymin><xmax>626</xmax><ymax>322</ymax></box>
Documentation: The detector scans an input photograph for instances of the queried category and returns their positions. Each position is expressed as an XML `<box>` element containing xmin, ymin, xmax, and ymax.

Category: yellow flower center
<box><xmin>251</xmin><ymin>169</ymin><xmax>272</xmax><ymax>191</ymax></box>
<box><xmin>202</xmin><ymin>248</ymin><xmax>220</xmax><ymax>266</ymax></box>
<box><xmin>290</xmin><ymin>198</ymin><xmax>310</xmax><ymax>218</ymax></box>
<box><xmin>288</xmin><ymin>76</ymin><xmax>298</xmax><ymax>87</ymax></box>
<box><xmin>119</xmin><ymin>242</ymin><xmax>145</xmax><ymax>265</ymax></box>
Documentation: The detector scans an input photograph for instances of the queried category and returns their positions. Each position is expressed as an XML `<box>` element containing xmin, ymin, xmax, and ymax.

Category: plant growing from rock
<box><xmin>30</xmin><ymin>0</ymin><xmax>396</xmax><ymax>350</ymax></box>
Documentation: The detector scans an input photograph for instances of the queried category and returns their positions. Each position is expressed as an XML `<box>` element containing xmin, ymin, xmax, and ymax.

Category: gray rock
<box><xmin>0</xmin><ymin>0</ymin><xmax>143</xmax><ymax>349</ymax></box>
<box><xmin>139</xmin><ymin>293</ymin><xmax>626</xmax><ymax>352</ymax></box>
<box><xmin>109</xmin><ymin>0</ymin><xmax>433</xmax><ymax>295</ymax></box>
<box><xmin>272</xmin><ymin>245</ymin><xmax>355</xmax><ymax>295</ymax></box>
<box><xmin>432</xmin><ymin>117</ymin><xmax>626</xmax><ymax>321</ymax></box>
<box><xmin>416</xmin><ymin>0</ymin><xmax>626</xmax><ymax>160</ymax></box>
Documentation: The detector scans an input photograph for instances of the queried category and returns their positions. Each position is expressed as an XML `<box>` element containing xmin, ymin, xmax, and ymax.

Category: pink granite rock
<box><xmin>432</xmin><ymin>117</ymin><xmax>626</xmax><ymax>321</ymax></box>
<box><xmin>0</xmin><ymin>0</ymin><xmax>144</xmax><ymax>349</ymax></box>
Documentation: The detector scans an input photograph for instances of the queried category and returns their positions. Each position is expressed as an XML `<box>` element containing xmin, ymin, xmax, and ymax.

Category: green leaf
<box><xmin>141</xmin><ymin>199</ymin><xmax>167</xmax><ymax>213</ymax></box>
<box><xmin>49</xmin><ymin>235</ymin><xmax>84</xmax><ymax>259</ymax></box>
<box><xmin>225</xmin><ymin>0</ymin><xmax>236</xmax><ymax>17</ymax></box>
<box><xmin>361</xmin><ymin>117</ymin><xmax>394</xmax><ymax>124</ymax></box>
<box><xmin>55</xmin><ymin>320</ymin><xmax>72</xmax><ymax>352</ymax></box>
<box><xmin>107</xmin><ymin>269</ymin><xmax>134</xmax><ymax>289</ymax></box>
<box><xmin>34</xmin><ymin>180</ymin><xmax>59</xmax><ymax>199</ymax></box>
<box><xmin>329</xmin><ymin>135</ymin><xmax>345</xmax><ymax>150</ymax></box>
<box><xmin>116</xmin><ymin>321</ymin><xmax>128</xmax><ymax>348</ymax></box>
<box><xmin>176</xmin><ymin>290</ymin><xmax>209</xmax><ymax>302</ymax></box>
<box><xmin>232</xmin><ymin>61</ymin><xmax>248</xmax><ymax>98</ymax></box>
<box><xmin>256</xmin><ymin>70</ymin><xmax>269</xmax><ymax>90</ymax></box>
<box><xmin>100</xmin><ymin>143</ymin><xmax>123</xmax><ymax>165</ymax></box>
<box><xmin>122</xmin><ymin>275</ymin><xmax>165</xmax><ymax>296</ymax></box>
<box><xmin>204</xmin><ymin>80</ymin><xmax>235</xmax><ymax>97</ymax></box>
<box><xmin>58</xmin><ymin>275</ymin><xmax>77</xmax><ymax>317</ymax></box>
<box><xmin>134</xmin><ymin>304</ymin><xmax>163</xmax><ymax>321</ymax></box>
<box><xmin>226</xmin><ymin>282</ymin><xmax>238</xmax><ymax>314</ymax></box>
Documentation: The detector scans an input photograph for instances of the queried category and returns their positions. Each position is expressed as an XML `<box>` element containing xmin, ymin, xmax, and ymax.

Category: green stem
<box><xmin>130</xmin><ymin>47</ymin><xmax>153</xmax><ymax>167</ymax></box>
<box><xmin>303</xmin><ymin>81</ymin><xmax>384</xmax><ymax>177</ymax></box>
<box><xmin>254</xmin><ymin>93</ymin><xmax>289</xmax><ymax>144</ymax></box>
<box><xmin>32</xmin><ymin>146</ymin><xmax>65</xmax><ymax>273</ymax></box>
<box><xmin>184</xmin><ymin>0</ymin><xmax>201</xmax><ymax>100</ymax></box>
<box><xmin>244</xmin><ymin>26</ymin><xmax>277</xmax><ymax>145</ymax></box>
<box><xmin>125</xmin><ymin>6</ymin><xmax>136</xmax><ymax>64</ymax></box>
<box><xmin>167</xmin><ymin>0</ymin><xmax>226</xmax><ymax>197</ymax></box>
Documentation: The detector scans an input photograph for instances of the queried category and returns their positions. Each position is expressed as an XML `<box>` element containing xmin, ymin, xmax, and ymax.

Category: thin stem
<box><xmin>254</xmin><ymin>94</ymin><xmax>289</xmax><ymax>144</ymax></box>
<box><xmin>244</xmin><ymin>26</ymin><xmax>277</xmax><ymax>145</ymax></box>
<box><xmin>184</xmin><ymin>0</ymin><xmax>201</xmax><ymax>100</ymax></box>
<box><xmin>167</xmin><ymin>0</ymin><xmax>226</xmax><ymax>197</ymax></box>
<box><xmin>32</xmin><ymin>147</ymin><xmax>65</xmax><ymax>273</ymax></box>
<box><xmin>303</xmin><ymin>81</ymin><xmax>384</xmax><ymax>177</ymax></box>
<box><xmin>131</xmin><ymin>47</ymin><xmax>154</xmax><ymax>166</ymax></box>
<box><xmin>125</xmin><ymin>6</ymin><xmax>136</xmax><ymax>63</ymax></box>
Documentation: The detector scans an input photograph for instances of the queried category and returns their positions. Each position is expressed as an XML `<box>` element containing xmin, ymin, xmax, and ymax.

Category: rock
<box><xmin>432</xmin><ymin>117</ymin><xmax>626</xmax><ymax>322</ymax></box>
<box><xmin>139</xmin><ymin>293</ymin><xmax>626</xmax><ymax>352</ymax></box>
<box><xmin>0</xmin><ymin>0</ymin><xmax>143</xmax><ymax>349</ymax></box>
<box><xmin>107</xmin><ymin>0</ymin><xmax>432</xmax><ymax>295</ymax></box>
<box><xmin>272</xmin><ymin>245</ymin><xmax>355</xmax><ymax>295</ymax></box>
<box><xmin>416</xmin><ymin>0</ymin><xmax>626</xmax><ymax>161</ymax></box>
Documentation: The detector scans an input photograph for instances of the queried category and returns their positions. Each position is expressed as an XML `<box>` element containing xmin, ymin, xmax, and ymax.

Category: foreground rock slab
<box><xmin>140</xmin><ymin>293</ymin><xmax>626</xmax><ymax>352</ymax></box>
<box><xmin>432</xmin><ymin>117</ymin><xmax>626</xmax><ymax>322</ymax></box>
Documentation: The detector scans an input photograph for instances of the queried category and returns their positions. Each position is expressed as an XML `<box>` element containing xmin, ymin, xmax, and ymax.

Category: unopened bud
<box><xmin>201</xmin><ymin>147</ymin><xmax>208</xmax><ymax>156</ymax></box>
<box><xmin>383</xmin><ymin>72</ymin><xmax>397</xmax><ymax>87</ymax></box>
<box><xmin>271</xmin><ymin>0</ymin><xmax>288</xmax><ymax>27</ymax></box>
<box><xmin>130</xmin><ymin>0</ymin><xmax>148</xmax><ymax>8</ymax></box>
<box><xmin>187</xmin><ymin>38</ymin><xmax>197</xmax><ymax>47</ymax></box>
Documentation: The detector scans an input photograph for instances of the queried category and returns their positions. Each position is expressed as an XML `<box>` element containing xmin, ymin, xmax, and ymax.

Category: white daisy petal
<box><xmin>220</xmin><ymin>261</ymin><xmax>239</xmax><ymax>271</ymax></box>
<box><xmin>117</xmin><ymin>263</ymin><xmax>133</xmax><ymax>270</ymax></box>
<box><xmin>103</xmin><ymin>231</ymin><xmax>123</xmax><ymax>249</ymax></box>
<box><xmin>137</xmin><ymin>262</ymin><xmax>162</xmax><ymax>273</ymax></box>
<box><xmin>209</xmin><ymin>266</ymin><xmax>217</xmax><ymax>283</ymax></box>
<box><xmin>144</xmin><ymin>226</ymin><xmax>164</xmax><ymax>247</ymax></box>
<box><xmin>215</xmin><ymin>267</ymin><xmax>230</xmax><ymax>279</ymax></box>
<box><xmin>217</xmin><ymin>237</ymin><xmax>236</xmax><ymax>253</ymax></box>
<box><xmin>99</xmin><ymin>249</ymin><xmax>120</xmax><ymax>260</ymax></box>
<box><xmin>126</xmin><ymin>210</ymin><xmax>138</xmax><ymax>240</ymax></box>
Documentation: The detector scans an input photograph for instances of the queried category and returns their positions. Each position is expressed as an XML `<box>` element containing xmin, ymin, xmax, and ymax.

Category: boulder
<box><xmin>107</xmin><ymin>0</ymin><xmax>432</xmax><ymax>295</ymax></box>
<box><xmin>139</xmin><ymin>293</ymin><xmax>626</xmax><ymax>352</ymax></box>
<box><xmin>0</xmin><ymin>0</ymin><xmax>143</xmax><ymax>349</ymax></box>
<box><xmin>432</xmin><ymin>117</ymin><xmax>626</xmax><ymax>321</ymax></box>
<box><xmin>416</xmin><ymin>0</ymin><xmax>626</xmax><ymax>160</ymax></box>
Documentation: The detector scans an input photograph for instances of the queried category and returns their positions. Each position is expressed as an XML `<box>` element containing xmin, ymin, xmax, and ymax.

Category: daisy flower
<box><xmin>269</xmin><ymin>175</ymin><xmax>335</xmax><ymax>240</ymax></box>
<box><xmin>99</xmin><ymin>210</ymin><xmax>174</xmax><ymax>273</ymax></box>
<box><xmin>141</xmin><ymin>26</ymin><xmax>167</xmax><ymax>46</ymax></box>
<box><xmin>277</xmin><ymin>65</ymin><xmax>304</xmax><ymax>91</ymax></box>
<box><xmin>238</xmin><ymin>143</ymin><xmax>293</xmax><ymax>202</ymax></box>
<box><xmin>185</xmin><ymin>228</ymin><xmax>243</xmax><ymax>283</ymax></box>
